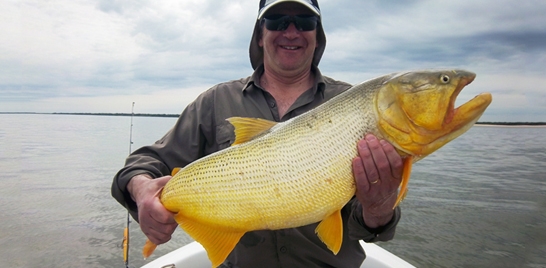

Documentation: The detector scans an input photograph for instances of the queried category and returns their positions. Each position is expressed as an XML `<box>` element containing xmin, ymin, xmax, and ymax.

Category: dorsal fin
<box><xmin>226</xmin><ymin>117</ymin><xmax>277</xmax><ymax>145</ymax></box>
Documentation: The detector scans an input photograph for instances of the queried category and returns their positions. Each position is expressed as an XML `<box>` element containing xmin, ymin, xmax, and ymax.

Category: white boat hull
<box><xmin>141</xmin><ymin>241</ymin><xmax>415</xmax><ymax>268</ymax></box>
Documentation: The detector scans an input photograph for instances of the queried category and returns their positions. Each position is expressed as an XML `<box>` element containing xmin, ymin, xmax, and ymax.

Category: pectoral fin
<box><xmin>174</xmin><ymin>213</ymin><xmax>245</xmax><ymax>267</ymax></box>
<box><xmin>393</xmin><ymin>156</ymin><xmax>413</xmax><ymax>208</ymax></box>
<box><xmin>315</xmin><ymin>210</ymin><xmax>343</xmax><ymax>255</ymax></box>
<box><xmin>226</xmin><ymin>117</ymin><xmax>277</xmax><ymax>145</ymax></box>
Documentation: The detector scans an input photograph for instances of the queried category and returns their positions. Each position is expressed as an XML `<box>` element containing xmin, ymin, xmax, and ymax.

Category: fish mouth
<box><xmin>421</xmin><ymin>74</ymin><xmax>492</xmax><ymax>156</ymax></box>
<box><xmin>440</xmin><ymin>90</ymin><xmax>492</xmax><ymax>143</ymax></box>
<box><xmin>445</xmin><ymin>72</ymin><xmax>476</xmax><ymax>125</ymax></box>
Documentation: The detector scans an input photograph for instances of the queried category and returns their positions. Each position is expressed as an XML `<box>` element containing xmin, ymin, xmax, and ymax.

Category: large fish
<box><xmin>142</xmin><ymin>70</ymin><xmax>492</xmax><ymax>267</ymax></box>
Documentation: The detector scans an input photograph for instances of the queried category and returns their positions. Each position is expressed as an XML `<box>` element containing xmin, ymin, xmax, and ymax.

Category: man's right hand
<box><xmin>127</xmin><ymin>174</ymin><xmax>178</xmax><ymax>245</ymax></box>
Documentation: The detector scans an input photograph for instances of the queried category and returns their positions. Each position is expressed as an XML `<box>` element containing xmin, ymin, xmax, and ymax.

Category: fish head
<box><xmin>375</xmin><ymin>70</ymin><xmax>492</xmax><ymax>157</ymax></box>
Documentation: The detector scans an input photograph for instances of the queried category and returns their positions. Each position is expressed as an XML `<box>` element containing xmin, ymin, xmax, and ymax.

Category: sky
<box><xmin>1</xmin><ymin>0</ymin><xmax>545</xmax><ymax>122</ymax></box>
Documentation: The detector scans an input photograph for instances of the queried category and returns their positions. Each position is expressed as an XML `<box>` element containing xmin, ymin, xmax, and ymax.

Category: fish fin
<box><xmin>226</xmin><ymin>117</ymin><xmax>277</xmax><ymax>145</ymax></box>
<box><xmin>315</xmin><ymin>210</ymin><xmax>343</xmax><ymax>255</ymax></box>
<box><xmin>393</xmin><ymin>156</ymin><xmax>414</xmax><ymax>208</ymax></box>
<box><xmin>142</xmin><ymin>239</ymin><xmax>157</xmax><ymax>260</ymax></box>
<box><xmin>171</xmin><ymin>167</ymin><xmax>181</xmax><ymax>176</ymax></box>
<box><xmin>175</xmin><ymin>213</ymin><xmax>245</xmax><ymax>267</ymax></box>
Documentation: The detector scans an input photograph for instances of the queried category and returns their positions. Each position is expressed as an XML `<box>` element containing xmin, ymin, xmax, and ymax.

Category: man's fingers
<box><xmin>364</xmin><ymin>134</ymin><xmax>393</xmax><ymax>181</ymax></box>
<box><xmin>357</xmin><ymin>138</ymin><xmax>381</xmax><ymax>186</ymax></box>
<box><xmin>149</xmin><ymin>203</ymin><xmax>176</xmax><ymax>224</ymax></box>
<box><xmin>352</xmin><ymin>157</ymin><xmax>370</xmax><ymax>193</ymax></box>
<box><xmin>379</xmin><ymin>139</ymin><xmax>403</xmax><ymax>181</ymax></box>
<box><xmin>145</xmin><ymin>225</ymin><xmax>176</xmax><ymax>245</ymax></box>
<box><xmin>150</xmin><ymin>176</ymin><xmax>176</xmax><ymax>224</ymax></box>
<box><xmin>143</xmin><ymin>207</ymin><xmax>178</xmax><ymax>245</ymax></box>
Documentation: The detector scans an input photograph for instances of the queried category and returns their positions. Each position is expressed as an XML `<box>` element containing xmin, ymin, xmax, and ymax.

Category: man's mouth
<box><xmin>281</xmin><ymin>46</ymin><xmax>300</xmax><ymax>50</ymax></box>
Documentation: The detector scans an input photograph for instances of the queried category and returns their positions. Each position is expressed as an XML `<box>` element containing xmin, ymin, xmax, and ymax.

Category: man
<box><xmin>112</xmin><ymin>0</ymin><xmax>403</xmax><ymax>267</ymax></box>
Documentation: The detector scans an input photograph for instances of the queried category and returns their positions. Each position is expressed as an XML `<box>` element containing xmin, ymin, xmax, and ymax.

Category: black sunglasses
<box><xmin>262</xmin><ymin>14</ymin><xmax>319</xmax><ymax>31</ymax></box>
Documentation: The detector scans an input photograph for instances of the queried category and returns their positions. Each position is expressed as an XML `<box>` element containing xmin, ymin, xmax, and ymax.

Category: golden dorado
<box><xmin>142</xmin><ymin>70</ymin><xmax>492</xmax><ymax>267</ymax></box>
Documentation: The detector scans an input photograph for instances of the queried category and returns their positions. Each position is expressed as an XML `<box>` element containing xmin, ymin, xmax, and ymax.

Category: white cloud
<box><xmin>1</xmin><ymin>0</ymin><xmax>545</xmax><ymax>122</ymax></box>
<box><xmin>0</xmin><ymin>84</ymin><xmax>209</xmax><ymax>114</ymax></box>
<box><xmin>0</xmin><ymin>0</ymin><xmax>143</xmax><ymax>90</ymax></box>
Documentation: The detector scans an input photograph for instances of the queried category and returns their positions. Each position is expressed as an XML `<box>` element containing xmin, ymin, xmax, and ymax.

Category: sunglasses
<box><xmin>262</xmin><ymin>14</ymin><xmax>319</xmax><ymax>31</ymax></box>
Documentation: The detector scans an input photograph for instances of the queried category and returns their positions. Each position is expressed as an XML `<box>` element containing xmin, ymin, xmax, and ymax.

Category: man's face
<box><xmin>259</xmin><ymin>3</ymin><xmax>318</xmax><ymax>75</ymax></box>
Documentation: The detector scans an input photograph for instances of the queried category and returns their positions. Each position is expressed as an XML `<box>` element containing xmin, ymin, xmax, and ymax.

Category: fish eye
<box><xmin>440</xmin><ymin>74</ymin><xmax>450</xmax><ymax>84</ymax></box>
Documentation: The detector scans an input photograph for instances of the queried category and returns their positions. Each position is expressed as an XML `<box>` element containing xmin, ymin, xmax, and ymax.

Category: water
<box><xmin>0</xmin><ymin>114</ymin><xmax>545</xmax><ymax>268</ymax></box>
<box><xmin>380</xmin><ymin>126</ymin><xmax>546</xmax><ymax>268</ymax></box>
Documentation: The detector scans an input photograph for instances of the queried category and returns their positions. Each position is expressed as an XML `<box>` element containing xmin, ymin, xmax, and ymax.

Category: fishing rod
<box><xmin>123</xmin><ymin>102</ymin><xmax>135</xmax><ymax>268</ymax></box>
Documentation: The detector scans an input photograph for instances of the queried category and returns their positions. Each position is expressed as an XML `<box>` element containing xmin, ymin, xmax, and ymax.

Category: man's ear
<box><xmin>257</xmin><ymin>23</ymin><xmax>264</xmax><ymax>47</ymax></box>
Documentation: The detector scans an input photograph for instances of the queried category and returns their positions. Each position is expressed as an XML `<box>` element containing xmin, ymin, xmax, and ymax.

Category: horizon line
<box><xmin>1</xmin><ymin>112</ymin><xmax>545</xmax><ymax>125</ymax></box>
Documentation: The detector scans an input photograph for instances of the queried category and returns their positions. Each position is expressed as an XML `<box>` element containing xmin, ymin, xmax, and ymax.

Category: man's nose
<box><xmin>283</xmin><ymin>23</ymin><xmax>300</xmax><ymax>38</ymax></box>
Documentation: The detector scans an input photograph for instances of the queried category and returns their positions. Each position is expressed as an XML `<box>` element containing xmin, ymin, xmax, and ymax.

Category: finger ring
<box><xmin>370</xmin><ymin>180</ymin><xmax>379</xmax><ymax>184</ymax></box>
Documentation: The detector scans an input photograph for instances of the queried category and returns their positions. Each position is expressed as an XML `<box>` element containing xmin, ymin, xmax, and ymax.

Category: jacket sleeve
<box><xmin>111</xmin><ymin>90</ymin><xmax>216</xmax><ymax>222</ymax></box>
<box><xmin>345</xmin><ymin>198</ymin><xmax>401</xmax><ymax>242</ymax></box>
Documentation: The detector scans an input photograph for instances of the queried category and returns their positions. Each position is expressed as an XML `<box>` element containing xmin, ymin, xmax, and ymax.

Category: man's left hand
<box><xmin>352</xmin><ymin>134</ymin><xmax>403</xmax><ymax>229</ymax></box>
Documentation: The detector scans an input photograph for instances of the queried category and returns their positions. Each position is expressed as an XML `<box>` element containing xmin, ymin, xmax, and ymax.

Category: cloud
<box><xmin>95</xmin><ymin>0</ymin><xmax>257</xmax><ymax>87</ymax></box>
<box><xmin>0</xmin><ymin>0</ymin><xmax>144</xmax><ymax>98</ymax></box>
<box><xmin>322</xmin><ymin>0</ymin><xmax>546</xmax><ymax>70</ymax></box>
<box><xmin>1</xmin><ymin>0</ymin><xmax>545</xmax><ymax>121</ymax></box>
<box><xmin>0</xmin><ymin>84</ymin><xmax>208</xmax><ymax>114</ymax></box>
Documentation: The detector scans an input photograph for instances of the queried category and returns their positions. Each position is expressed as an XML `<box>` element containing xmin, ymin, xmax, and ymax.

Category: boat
<box><xmin>141</xmin><ymin>240</ymin><xmax>415</xmax><ymax>268</ymax></box>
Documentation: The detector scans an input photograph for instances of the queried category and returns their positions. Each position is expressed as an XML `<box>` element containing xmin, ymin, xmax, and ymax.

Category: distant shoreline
<box><xmin>475</xmin><ymin>123</ymin><xmax>546</xmax><ymax>128</ymax></box>
<box><xmin>1</xmin><ymin>112</ymin><xmax>545</xmax><ymax>126</ymax></box>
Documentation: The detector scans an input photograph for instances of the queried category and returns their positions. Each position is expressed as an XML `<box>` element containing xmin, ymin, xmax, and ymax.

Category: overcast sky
<box><xmin>1</xmin><ymin>0</ymin><xmax>545</xmax><ymax>122</ymax></box>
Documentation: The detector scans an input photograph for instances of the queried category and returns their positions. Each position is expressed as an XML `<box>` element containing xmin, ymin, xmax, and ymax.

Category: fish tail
<box><xmin>142</xmin><ymin>239</ymin><xmax>158</xmax><ymax>260</ymax></box>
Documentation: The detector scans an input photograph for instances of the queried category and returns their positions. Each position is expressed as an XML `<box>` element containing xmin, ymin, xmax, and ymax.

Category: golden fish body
<box><xmin>144</xmin><ymin>70</ymin><xmax>493</xmax><ymax>267</ymax></box>
<box><xmin>162</xmin><ymin>79</ymin><xmax>380</xmax><ymax>230</ymax></box>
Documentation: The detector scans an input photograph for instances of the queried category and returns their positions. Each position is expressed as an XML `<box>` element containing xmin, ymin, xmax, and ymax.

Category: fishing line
<box><xmin>122</xmin><ymin>102</ymin><xmax>135</xmax><ymax>268</ymax></box>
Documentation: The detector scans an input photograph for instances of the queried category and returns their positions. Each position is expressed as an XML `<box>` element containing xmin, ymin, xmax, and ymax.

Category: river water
<box><xmin>0</xmin><ymin>114</ymin><xmax>545</xmax><ymax>268</ymax></box>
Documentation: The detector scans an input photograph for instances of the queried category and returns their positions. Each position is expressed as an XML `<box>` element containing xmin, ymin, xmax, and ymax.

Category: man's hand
<box><xmin>352</xmin><ymin>134</ymin><xmax>403</xmax><ymax>229</ymax></box>
<box><xmin>127</xmin><ymin>174</ymin><xmax>178</xmax><ymax>245</ymax></box>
